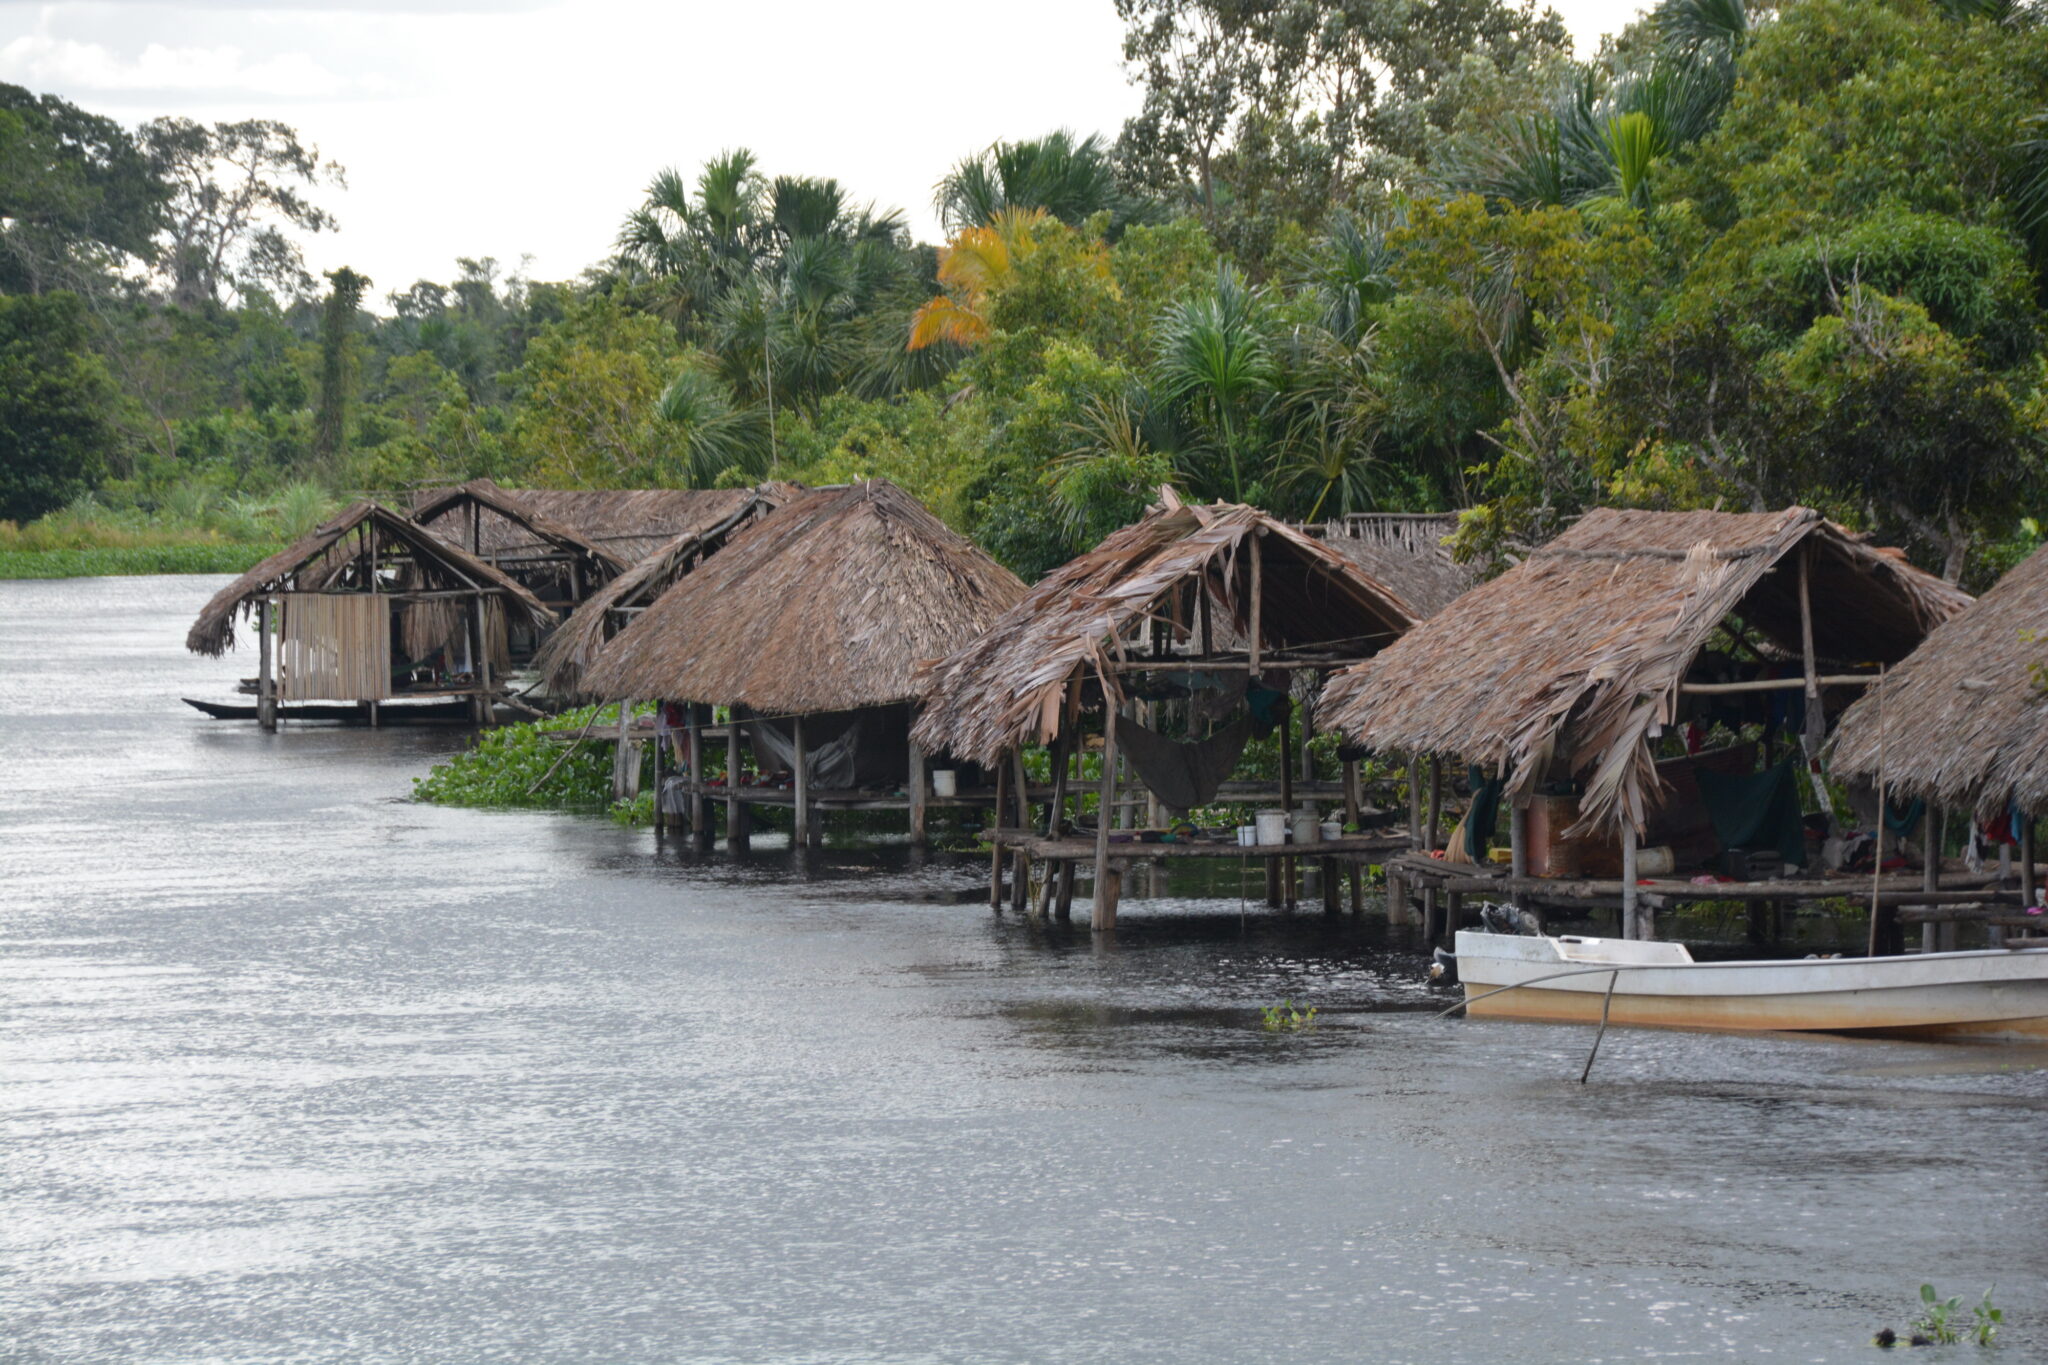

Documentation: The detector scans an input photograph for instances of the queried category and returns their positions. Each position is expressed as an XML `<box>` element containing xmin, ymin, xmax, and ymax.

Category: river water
<box><xmin>4</xmin><ymin>575</ymin><xmax>2045</xmax><ymax>1364</ymax></box>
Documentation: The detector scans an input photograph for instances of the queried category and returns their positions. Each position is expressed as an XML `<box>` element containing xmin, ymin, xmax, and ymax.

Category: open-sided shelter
<box><xmin>186</xmin><ymin>502</ymin><xmax>555</xmax><ymax>728</ymax></box>
<box><xmin>914</xmin><ymin>491</ymin><xmax>1420</xmax><ymax>930</ymax></box>
<box><xmin>578</xmin><ymin>479</ymin><xmax>1026</xmax><ymax>846</ymax></box>
<box><xmin>531</xmin><ymin>485</ymin><xmax>790</xmax><ymax>700</ymax></box>
<box><xmin>1830</xmin><ymin>541</ymin><xmax>2048</xmax><ymax>940</ymax></box>
<box><xmin>1320</xmin><ymin>506</ymin><xmax>1969</xmax><ymax>938</ymax></box>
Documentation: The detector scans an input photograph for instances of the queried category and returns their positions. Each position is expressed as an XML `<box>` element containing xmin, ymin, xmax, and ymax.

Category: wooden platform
<box><xmin>992</xmin><ymin>828</ymin><xmax>1408</xmax><ymax>862</ymax></box>
<box><xmin>1383</xmin><ymin>850</ymin><xmax>2006</xmax><ymax>905</ymax></box>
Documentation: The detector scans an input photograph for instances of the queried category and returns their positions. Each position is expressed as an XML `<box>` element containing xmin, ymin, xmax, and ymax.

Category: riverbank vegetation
<box><xmin>5</xmin><ymin>0</ymin><xmax>2048</xmax><ymax>586</ymax></box>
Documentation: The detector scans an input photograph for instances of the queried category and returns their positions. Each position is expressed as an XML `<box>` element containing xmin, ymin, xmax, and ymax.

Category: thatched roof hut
<box><xmin>1306</xmin><ymin>512</ymin><xmax>1477</xmax><ymax>619</ymax></box>
<box><xmin>531</xmin><ymin>485</ymin><xmax>790</xmax><ymax>699</ymax></box>
<box><xmin>914</xmin><ymin>495</ymin><xmax>1419</xmax><ymax>766</ymax></box>
<box><xmin>187</xmin><ymin>501</ymin><xmax>554</xmax><ymax>658</ymax></box>
<box><xmin>1319</xmin><ymin>506</ymin><xmax>1969</xmax><ymax>835</ymax></box>
<box><xmin>1829</xmin><ymin>542</ymin><xmax>2048</xmax><ymax>818</ymax></box>
<box><xmin>409</xmin><ymin>478</ymin><xmax>632</xmax><ymax>585</ymax></box>
<box><xmin>578</xmin><ymin>480</ymin><xmax>1026</xmax><ymax>715</ymax></box>
<box><xmin>413</xmin><ymin>483</ymin><xmax>763</xmax><ymax>563</ymax></box>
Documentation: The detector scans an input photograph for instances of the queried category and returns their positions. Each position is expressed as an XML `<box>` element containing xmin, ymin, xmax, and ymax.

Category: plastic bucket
<box><xmin>1637</xmin><ymin>845</ymin><xmax>1675</xmax><ymax>877</ymax></box>
<box><xmin>1237</xmin><ymin>825</ymin><xmax>1257</xmax><ymax>847</ymax></box>
<box><xmin>1292</xmin><ymin>807</ymin><xmax>1320</xmax><ymax>845</ymax></box>
<box><xmin>930</xmin><ymin>769</ymin><xmax>957</xmax><ymax>798</ymax></box>
<box><xmin>1319</xmin><ymin>821</ymin><xmax>1343</xmax><ymax>842</ymax></box>
<box><xmin>1254</xmin><ymin>809</ymin><xmax>1289</xmax><ymax>846</ymax></box>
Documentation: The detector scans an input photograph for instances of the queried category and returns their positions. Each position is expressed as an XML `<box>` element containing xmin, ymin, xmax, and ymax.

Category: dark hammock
<box><xmin>1116</xmin><ymin>713</ymin><xmax>1253</xmax><ymax>812</ymax></box>
<box><xmin>1464</xmin><ymin>766</ymin><xmax>1504</xmax><ymax>861</ymax></box>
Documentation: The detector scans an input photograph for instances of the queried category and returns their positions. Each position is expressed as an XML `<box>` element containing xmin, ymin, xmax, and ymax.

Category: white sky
<box><xmin>1</xmin><ymin>0</ymin><xmax>1646</xmax><ymax>306</ymax></box>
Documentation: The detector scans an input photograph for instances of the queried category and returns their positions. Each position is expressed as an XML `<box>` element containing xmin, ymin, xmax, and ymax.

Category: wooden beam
<box><xmin>1680</xmin><ymin>675</ymin><xmax>1876</xmax><ymax>695</ymax></box>
<box><xmin>1247</xmin><ymin>528</ymin><xmax>1263</xmax><ymax>674</ymax></box>
<box><xmin>726</xmin><ymin>710</ymin><xmax>749</xmax><ymax>850</ymax></box>
<box><xmin>257</xmin><ymin>596</ymin><xmax>277</xmax><ymax>732</ymax></box>
<box><xmin>1621</xmin><ymin>822</ymin><xmax>1640</xmax><ymax>940</ymax></box>
<box><xmin>686</xmin><ymin>705</ymin><xmax>707</xmax><ymax>844</ymax></box>
<box><xmin>990</xmin><ymin>756</ymin><xmax>1009</xmax><ymax>910</ymax></box>
<box><xmin>907</xmin><ymin>737</ymin><xmax>928</xmax><ymax>847</ymax></box>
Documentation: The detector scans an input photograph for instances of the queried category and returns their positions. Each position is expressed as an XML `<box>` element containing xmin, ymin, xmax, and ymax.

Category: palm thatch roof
<box><xmin>1319</xmin><ymin>506</ymin><xmax>1970</xmax><ymax>835</ymax></box>
<box><xmin>186</xmin><ymin>502</ymin><xmax>556</xmax><ymax>657</ymax></box>
<box><xmin>578</xmin><ymin>480</ymin><xmax>1026</xmax><ymax>714</ymax></box>
<box><xmin>1829</xmin><ymin>541</ymin><xmax>2048</xmax><ymax>817</ymax></box>
<box><xmin>913</xmin><ymin>495</ymin><xmax>1420</xmax><ymax>765</ymax></box>
<box><xmin>1307</xmin><ymin>512</ymin><xmax>1477</xmax><ymax>618</ymax></box>
<box><xmin>409</xmin><ymin>478</ymin><xmax>633</xmax><ymax>577</ymax></box>
<box><xmin>412</xmin><ymin>484</ymin><xmax>763</xmax><ymax>563</ymax></box>
<box><xmin>531</xmin><ymin>486</ymin><xmax>791</xmax><ymax>700</ymax></box>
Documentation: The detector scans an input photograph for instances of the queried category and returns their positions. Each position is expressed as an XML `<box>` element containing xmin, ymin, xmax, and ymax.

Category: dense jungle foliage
<box><xmin>5</xmin><ymin>0</ymin><xmax>2048</xmax><ymax>585</ymax></box>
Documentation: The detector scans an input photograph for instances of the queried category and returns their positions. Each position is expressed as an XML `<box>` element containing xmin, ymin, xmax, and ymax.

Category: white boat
<box><xmin>1451</xmin><ymin>931</ymin><xmax>2048</xmax><ymax>1040</ymax></box>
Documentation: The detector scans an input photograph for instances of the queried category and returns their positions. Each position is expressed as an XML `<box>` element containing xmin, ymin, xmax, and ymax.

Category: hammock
<box><xmin>1116</xmin><ymin>713</ymin><xmax>1252</xmax><ymax>812</ymax></box>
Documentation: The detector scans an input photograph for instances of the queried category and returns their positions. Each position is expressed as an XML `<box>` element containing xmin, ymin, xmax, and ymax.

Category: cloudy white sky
<box><xmin>2</xmin><ymin>0</ymin><xmax>1644</xmax><ymax>305</ymax></box>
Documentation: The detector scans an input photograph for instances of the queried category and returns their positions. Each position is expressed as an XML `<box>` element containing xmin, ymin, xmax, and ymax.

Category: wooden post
<box><xmin>1247</xmin><ymin>529</ymin><xmax>1263</xmax><ymax>675</ymax></box>
<box><xmin>793</xmin><ymin>713</ymin><xmax>816</xmax><ymax>850</ymax></box>
<box><xmin>1011</xmin><ymin>749</ymin><xmax>1032</xmax><ymax>916</ymax></box>
<box><xmin>1279</xmin><ymin>702</ymin><xmax>1296</xmax><ymax>909</ymax></box>
<box><xmin>1406</xmin><ymin>755</ymin><xmax>1422</xmax><ymax>849</ymax></box>
<box><xmin>907</xmin><ymin>738</ymin><xmax>928</xmax><ymax>847</ymax></box>
<box><xmin>1427</xmin><ymin>757</ymin><xmax>1443</xmax><ymax>852</ymax></box>
<box><xmin>651</xmin><ymin>716</ymin><xmax>668</xmax><ymax>834</ymax></box>
<box><xmin>1055</xmin><ymin>743</ymin><xmax>1078</xmax><ymax>920</ymax></box>
<box><xmin>257</xmin><ymin>596</ymin><xmax>277</xmax><ymax>732</ymax></box>
<box><xmin>686</xmin><ymin>705</ymin><xmax>707</xmax><ymax>845</ymax></box>
<box><xmin>467</xmin><ymin>594</ymin><xmax>489</xmax><ymax>726</ymax></box>
<box><xmin>2023</xmin><ymin>815</ymin><xmax>2038</xmax><ymax>918</ymax></box>
<box><xmin>726</xmin><ymin>713</ymin><xmax>749</xmax><ymax>850</ymax></box>
<box><xmin>613</xmin><ymin>700</ymin><xmax>633</xmax><ymax>802</ymax></box>
<box><xmin>1343</xmin><ymin>757</ymin><xmax>1362</xmax><ymax>912</ymax></box>
<box><xmin>1509</xmin><ymin>803</ymin><xmax>1528</xmax><ymax>882</ymax></box>
<box><xmin>1924</xmin><ymin>807</ymin><xmax>1945</xmax><ymax>953</ymax></box>
<box><xmin>1621</xmin><ymin>821</ymin><xmax>1640</xmax><ymax>940</ymax></box>
<box><xmin>1093</xmin><ymin>706</ymin><xmax>1118</xmax><ymax>932</ymax></box>
<box><xmin>990</xmin><ymin>755</ymin><xmax>1009</xmax><ymax>910</ymax></box>
<box><xmin>1321</xmin><ymin>857</ymin><xmax>1340</xmax><ymax>913</ymax></box>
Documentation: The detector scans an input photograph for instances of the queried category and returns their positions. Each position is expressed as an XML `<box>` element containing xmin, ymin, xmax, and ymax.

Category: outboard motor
<box><xmin>1479</xmin><ymin>901</ymin><xmax>1544</xmax><ymax>937</ymax></box>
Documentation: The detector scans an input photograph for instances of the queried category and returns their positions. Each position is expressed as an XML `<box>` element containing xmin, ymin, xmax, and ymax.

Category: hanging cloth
<box><xmin>1882</xmin><ymin>795</ymin><xmax>1926</xmax><ymax>840</ymax></box>
<box><xmin>1114</xmin><ymin>713</ymin><xmax>1253</xmax><ymax>812</ymax></box>
<box><xmin>1695</xmin><ymin>758</ymin><xmax>1808</xmax><ymax>867</ymax></box>
<box><xmin>1463</xmin><ymin>766</ymin><xmax>1505</xmax><ymax>862</ymax></box>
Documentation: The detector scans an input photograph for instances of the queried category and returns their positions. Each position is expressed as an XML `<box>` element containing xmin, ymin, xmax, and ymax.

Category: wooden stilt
<box><xmin>1925</xmin><ymin>808</ymin><xmax>1946</xmax><ymax>952</ymax></box>
<box><xmin>1055</xmin><ymin>859</ymin><xmax>1075</xmax><ymax>921</ymax></box>
<box><xmin>2023</xmin><ymin>816</ymin><xmax>2038</xmax><ymax>915</ymax></box>
<box><xmin>1427</xmin><ymin>756</ymin><xmax>1443</xmax><ymax>851</ymax></box>
<box><xmin>1321</xmin><ymin>856</ymin><xmax>1340</xmax><ymax>913</ymax></box>
<box><xmin>726</xmin><ymin>711</ymin><xmax>749</xmax><ymax>850</ymax></box>
<box><xmin>257</xmin><ymin>596</ymin><xmax>277</xmax><ymax>732</ymax></box>
<box><xmin>1093</xmin><ymin>709</ymin><xmax>1118</xmax><ymax>932</ymax></box>
<box><xmin>687</xmin><ymin>705</ymin><xmax>709</xmax><ymax>846</ymax></box>
<box><xmin>907</xmin><ymin>738</ymin><xmax>928</xmax><ymax>846</ymax></box>
<box><xmin>652</xmin><ymin>716</ymin><xmax>668</xmax><ymax>834</ymax></box>
<box><xmin>990</xmin><ymin>755</ymin><xmax>1010</xmax><ymax>910</ymax></box>
<box><xmin>1279</xmin><ymin>705</ymin><xmax>1296</xmax><ymax>909</ymax></box>
<box><xmin>793</xmin><ymin>713</ymin><xmax>815</xmax><ymax>850</ymax></box>
<box><xmin>1446</xmin><ymin>890</ymin><xmax>1463</xmax><ymax>938</ymax></box>
<box><xmin>1621</xmin><ymin>822</ymin><xmax>1640</xmax><ymax>940</ymax></box>
<box><xmin>1011</xmin><ymin>749</ymin><xmax>1032</xmax><ymax>917</ymax></box>
<box><xmin>1343</xmin><ymin>757</ymin><xmax>1363</xmax><ymax>911</ymax></box>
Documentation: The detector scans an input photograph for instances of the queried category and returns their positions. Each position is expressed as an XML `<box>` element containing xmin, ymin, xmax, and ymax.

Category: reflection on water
<box><xmin>3</xmin><ymin>575</ymin><xmax>2046</xmax><ymax>1364</ymax></box>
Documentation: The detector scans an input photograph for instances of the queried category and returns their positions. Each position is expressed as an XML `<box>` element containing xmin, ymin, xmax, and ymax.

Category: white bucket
<box><xmin>930</xmin><ymin>769</ymin><xmax>957</xmax><ymax>798</ymax></box>
<box><xmin>1637</xmin><ymin>845</ymin><xmax>1675</xmax><ymax>877</ymax></box>
<box><xmin>1292</xmin><ymin>807</ymin><xmax>1320</xmax><ymax>845</ymax></box>
<box><xmin>1237</xmin><ymin>825</ymin><xmax>1257</xmax><ymax>847</ymax></box>
<box><xmin>1320</xmin><ymin>821</ymin><xmax>1343</xmax><ymax>842</ymax></box>
<box><xmin>1254</xmin><ymin>809</ymin><xmax>1289</xmax><ymax>846</ymax></box>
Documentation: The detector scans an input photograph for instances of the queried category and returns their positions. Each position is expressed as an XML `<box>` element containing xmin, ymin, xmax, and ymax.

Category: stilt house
<box><xmin>577</xmin><ymin>479</ymin><xmax>1026</xmax><ymax>847</ymax></box>
<box><xmin>913</xmin><ymin>492</ymin><xmax>1420</xmax><ymax>930</ymax></box>
<box><xmin>1319</xmin><ymin>507</ymin><xmax>1970</xmax><ymax>941</ymax></box>
<box><xmin>185</xmin><ymin>502</ymin><xmax>555</xmax><ymax>728</ymax></box>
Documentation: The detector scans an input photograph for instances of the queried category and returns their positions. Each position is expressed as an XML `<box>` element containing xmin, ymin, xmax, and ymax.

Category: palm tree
<box><xmin>1298</xmin><ymin>209</ymin><xmax>1401</xmax><ymax>347</ymax></box>
<box><xmin>935</xmin><ymin>130</ymin><xmax>1128</xmax><ymax>234</ymax></box>
<box><xmin>616</xmin><ymin>149</ymin><xmax>767</xmax><ymax>325</ymax></box>
<box><xmin>654</xmin><ymin>364</ymin><xmax>768</xmax><ymax>486</ymax></box>
<box><xmin>1154</xmin><ymin>264</ymin><xmax>1277</xmax><ymax>503</ymax></box>
<box><xmin>907</xmin><ymin>207</ymin><xmax>1046</xmax><ymax>350</ymax></box>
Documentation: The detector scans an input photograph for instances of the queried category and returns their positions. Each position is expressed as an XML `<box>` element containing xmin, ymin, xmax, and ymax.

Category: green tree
<box><xmin>0</xmin><ymin>291</ymin><xmax>117</xmax><ymax>521</ymax></box>
<box><xmin>314</xmin><ymin>267</ymin><xmax>369</xmax><ymax>463</ymax></box>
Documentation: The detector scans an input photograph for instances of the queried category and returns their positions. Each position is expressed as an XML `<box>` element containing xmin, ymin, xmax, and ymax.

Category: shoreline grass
<box><xmin>0</xmin><ymin>543</ymin><xmax>283</xmax><ymax>579</ymax></box>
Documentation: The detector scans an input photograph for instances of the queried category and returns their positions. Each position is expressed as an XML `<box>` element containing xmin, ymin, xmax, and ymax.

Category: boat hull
<box><xmin>1455</xmin><ymin>932</ymin><xmax>2048</xmax><ymax>1040</ymax></box>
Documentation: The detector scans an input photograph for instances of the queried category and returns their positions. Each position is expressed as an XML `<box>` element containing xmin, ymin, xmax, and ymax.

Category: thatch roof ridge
<box><xmin>409</xmin><ymin>477</ymin><xmax>632</xmax><ymax>572</ymax></box>
<box><xmin>913</xmin><ymin>499</ymin><xmax>1420</xmax><ymax>765</ymax></box>
<box><xmin>185</xmin><ymin>501</ymin><xmax>556</xmax><ymax>657</ymax></box>
<box><xmin>530</xmin><ymin>486</ymin><xmax>791</xmax><ymax>700</ymax></box>
<box><xmin>1320</xmin><ymin>505</ymin><xmax>1970</xmax><ymax>834</ymax></box>
<box><xmin>1829</xmin><ymin>542</ymin><xmax>2048</xmax><ymax>817</ymax></box>
<box><xmin>1308</xmin><ymin>511</ymin><xmax>1477</xmax><ymax>619</ymax></box>
<box><xmin>578</xmin><ymin>479</ymin><xmax>1026</xmax><ymax>713</ymax></box>
<box><xmin>408</xmin><ymin>483</ymin><xmax>763</xmax><ymax>562</ymax></box>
